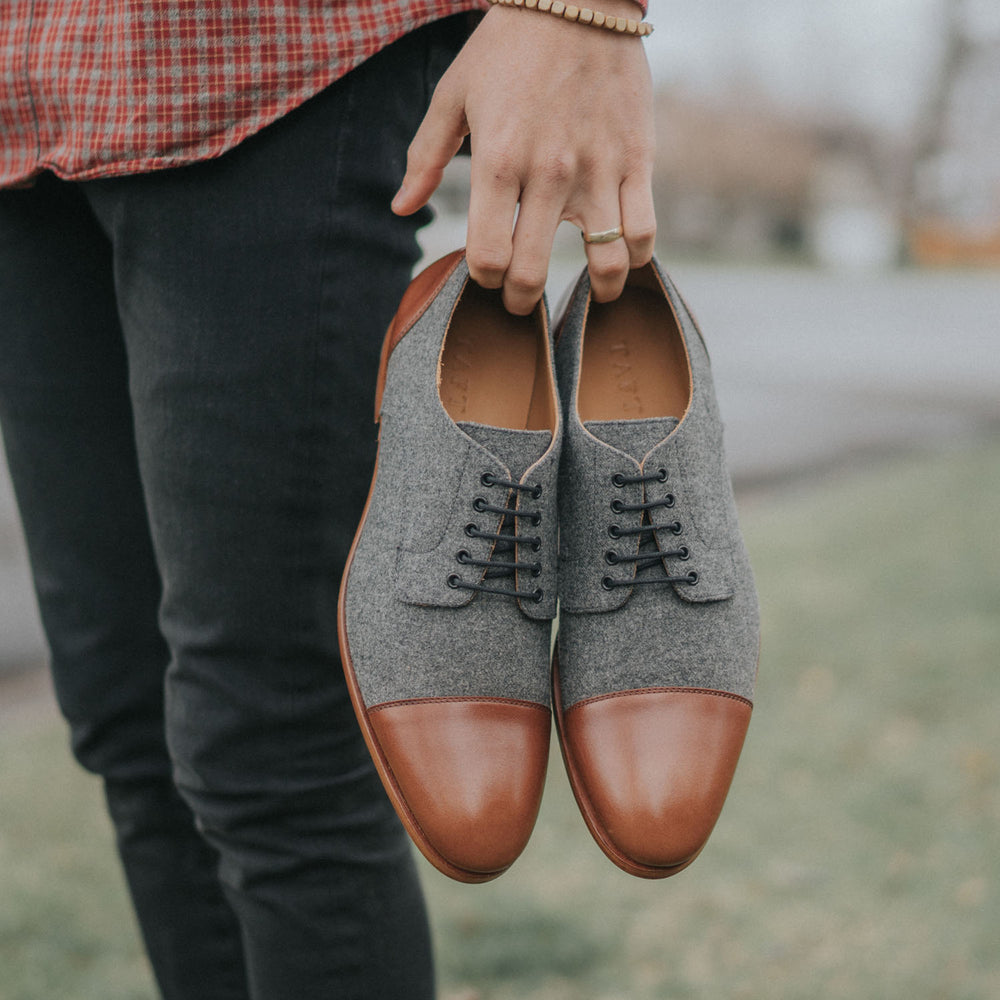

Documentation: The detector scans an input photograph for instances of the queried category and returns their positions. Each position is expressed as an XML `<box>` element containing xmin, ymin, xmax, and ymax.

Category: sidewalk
<box><xmin>3</xmin><ymin>246</ymin><xmax>999</xmax><ymax>674</ymax></box>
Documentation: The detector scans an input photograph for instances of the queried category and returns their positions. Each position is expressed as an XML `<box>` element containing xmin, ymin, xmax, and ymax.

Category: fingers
<box><xmin>576</xmin><ymin>168</ymin><xmax>651</xmax><ymax>302</ymax></box>
<box><xmin>501</xmin><ymin>190</ymin><xmax>563</xmax><ymax>315</ymax></box>
<box><xmin>578</xmin><ymin>166</ymin><xmax>657</xmax><ymax>302</ymax></box>
<box><xmin>582</xmin><ymin>234</ymin><xmax>631</xmax><ymax>303</ymax></box>
<box><xmin>467</xmin><ymin>144</ymin><xmax>578</xmax><ymax>314</ymax></box>
<box><xmin>467</xmin><ymin>189</ymin><xmax>560</xmax><ymax>317</ymax></box>
<box><xmin>579</xmin><ymin>193</ymin><xmax>630</xmax><ymax>303</ymax></box>
<box><xmin>406</xmin><ymin>4</ymin><xmax>657</xmax><ymax>313</ymax></box>
<box><xmin>464</xmin><ymin>146</ymin><xmax>520</xmax><ymax>296</ymax></box>
<box><xmin>459</xmin><ymin>69</ymin><xmax>653</xmax><ymax>310</ymax></box>
<box><xmin>467</xmin><ymin>169</ymin><xmax>654</xmax><ymax>313</ymax></box>
<box><xmin>391</xmin><ymin>78</ymin><xmax>467</xmax><ymax>217</ymax></box>
<box><xmin>620</xmin><ymin>170</ymin><xmax>657</xmax><ymax>269</ymax></box>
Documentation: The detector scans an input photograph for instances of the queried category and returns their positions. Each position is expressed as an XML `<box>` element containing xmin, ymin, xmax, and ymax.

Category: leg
<box><xmin>0</xmin><ymin>175</ymin><xmax>249</xmax><ymax>999</ymax></box>
<box><xmin>81</xmin><ymin>21</ymin><xmax>463</xmax><ymax>999</ymax></box>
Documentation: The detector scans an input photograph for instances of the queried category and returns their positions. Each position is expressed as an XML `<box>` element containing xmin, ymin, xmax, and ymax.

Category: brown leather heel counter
<box><xmin>375</xmin><ymin>249</ymin><xmax>466</xmax><ymax>419</ymax></box>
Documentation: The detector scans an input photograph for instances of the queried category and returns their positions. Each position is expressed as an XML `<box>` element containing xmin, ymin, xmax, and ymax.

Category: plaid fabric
<box><xmin>0</xmin><ymin>0</ymin><xmax>483</xmax><ymax>187</ymax></box>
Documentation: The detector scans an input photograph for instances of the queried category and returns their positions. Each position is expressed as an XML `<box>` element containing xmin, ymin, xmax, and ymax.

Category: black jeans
<box><xmin>0</xmin><ymin>19</ymin><xmax>467</xmax><ymax>1000</ymax></box>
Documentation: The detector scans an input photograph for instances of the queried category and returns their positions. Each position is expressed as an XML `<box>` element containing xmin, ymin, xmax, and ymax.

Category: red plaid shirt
<box><xmin>1</xmin><ymin>0</ymin><xmax>649</xmax><ymax>190</ymax></box>
<box><xmin>0</xmin><ymin>0</ymin><xmax>483</xmax><ymax>187</ymax></box>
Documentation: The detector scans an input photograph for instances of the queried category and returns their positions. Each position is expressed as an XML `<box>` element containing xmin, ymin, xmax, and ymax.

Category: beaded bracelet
<box><xmin>486</xmin><ymin>0</ymin><xmax>654</xmax><ymax>38</ymax></box>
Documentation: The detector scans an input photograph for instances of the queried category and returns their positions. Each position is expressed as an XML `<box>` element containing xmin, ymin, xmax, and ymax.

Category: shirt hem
<box><xmin>1</xmin><ymin>2</ymin><xmax>486</xmax><ymax>189</ymax></box>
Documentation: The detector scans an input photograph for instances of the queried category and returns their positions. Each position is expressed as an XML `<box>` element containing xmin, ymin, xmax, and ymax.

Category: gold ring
<box><xmin>582</xmin><ymin>225</ymin><xmax>624</xmax><ymax>245</ymax></box>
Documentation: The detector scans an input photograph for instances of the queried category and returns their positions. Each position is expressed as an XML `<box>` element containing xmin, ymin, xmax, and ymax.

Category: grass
<box><xmin>0</xmin><ymin>724</ymin><xmax>151</xmax><ymax>1000</ymax></box>
<box><xmin>2</xmin><ymin>437</ymin><xmax>999</xmax><ymax>1000</ymax></box>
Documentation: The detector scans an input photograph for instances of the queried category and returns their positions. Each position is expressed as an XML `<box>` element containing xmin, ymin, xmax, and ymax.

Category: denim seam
<box><xmin>286</xmin><ymin>76</ymin><xmax>354</xmax><ymax>646</ymax></box>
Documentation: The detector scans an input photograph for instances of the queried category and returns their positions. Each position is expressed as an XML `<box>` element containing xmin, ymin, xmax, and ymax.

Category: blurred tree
<box><xmin>903</xmin><ymin>0</ymin><xmax>1000</xmax><ymax>264</ymax></box>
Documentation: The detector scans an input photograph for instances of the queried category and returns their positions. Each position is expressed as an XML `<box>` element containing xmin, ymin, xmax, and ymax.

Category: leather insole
<box><xmin>577</xmin><ymin>280</ymin><xmax>691</xmax><ymax>423</ymax></box>
<box><xmin>439</xmin><ymin>282</ymin><xmax>554</xmax><ymax>432</ymax></box>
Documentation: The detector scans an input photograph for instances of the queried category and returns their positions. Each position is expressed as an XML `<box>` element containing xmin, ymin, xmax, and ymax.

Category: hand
<box><xmin>391</xmin><ymin>2</ymin><xmax>656</xmax><ymax>314</ymax></box>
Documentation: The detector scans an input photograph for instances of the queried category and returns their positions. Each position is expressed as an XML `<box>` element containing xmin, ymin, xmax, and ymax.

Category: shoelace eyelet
<box><xmin>667</xmin><ymin>520</ymin><xmax>682</xmax><ymax>535</ymax></box>
<box><xmin>454</xmin><ymin>479</ymin><xmax>546</xmax><ymax>602</ymax></box>
<box><xmin>686</xmin><ymin>571</ymin><xmax>699</xmax><ymax>585</ymax></box>
<box><xmin>663</xmin><ymin>493</ymin><xmax>676</xmax><ymax>508</ymax></box>
<box><xmin>532</xmin><ymin>588</ymin><xmax>544</xmax><ymax>603</ymax></box>
<box><xmin>604</xmin><ymin>550</ymin><xmax>620</xmax><ymax>565</ymax></box>
<box><xmin>677</xmin><ymin>545</ymin><xmax>690</xmax><ymax>561</ymax></box>
<box><xmin>601</xmin><ymin>576</ymin><xmax>615</xmax><ymax>591</ymax></box>
<box><xmin>608</xmin><ymin>524</ymin><xmax>622</xmax><ymax>539</ymax></box>
<box><xmin>611</xmin><ymin>473</ymin><xmax>626</xmax><ymax>488</ymax></box>
<box><xmin>610</xmin><ymin>499</ymin><xmax>625</xmax><ymax>514</ymax></box>
<box><xmin>656</xmin><ymin>467</ymin><xmax>668</xmax><ymax>482</ymax></box>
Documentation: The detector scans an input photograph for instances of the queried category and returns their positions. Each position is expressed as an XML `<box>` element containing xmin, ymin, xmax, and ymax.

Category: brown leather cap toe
<box><xmin>368</xmin><ymin>698</ymin><xmax>551</xmax><ymax>882</ymax></box>
<box><xmin>558</xmin><ymin>687</ymin><xmax>752</xmax><ymax>879</ymax></box>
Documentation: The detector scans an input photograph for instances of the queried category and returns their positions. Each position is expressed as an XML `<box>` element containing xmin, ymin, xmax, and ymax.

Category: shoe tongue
<box><xmin>584</xmin><ymin>417</ymin><xmax>679</xmax><ymax>461</ymax></box>
<box><xmin>458</xmin><ymin>422</ymin><xmax>552</xmax><ymax>481</ymax></box>
<box><xmin>584</xmin><ymin>416</ymin><xmax>682</xmax><ymax>589</ymax></box>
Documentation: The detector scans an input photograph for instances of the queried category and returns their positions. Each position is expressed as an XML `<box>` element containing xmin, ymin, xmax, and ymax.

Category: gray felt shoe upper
<box><xmin>555</xmin><ymin>258</ymin><xmax>759</xmax><ymax>709</ymax></box>
<box><xmin>342</xmin><ymin>256</ymin><xmax>561</xmax><ymax>710</ymax></box>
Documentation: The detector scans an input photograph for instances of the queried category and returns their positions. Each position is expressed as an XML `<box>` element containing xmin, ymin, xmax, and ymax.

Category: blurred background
<box><xmin>428</xmin><ymin>0</ymin><xmax>1000</xmax><ymax>270</ymax></box>
<box><xmin>417</xmin><ymin>0</ymin><xmax>1000</xmax><ymax>481</ymax></box>
<box><xmin>1</xmin><ymin>1</ymin><xmax>998</xmax><ymax>997</ymax></box>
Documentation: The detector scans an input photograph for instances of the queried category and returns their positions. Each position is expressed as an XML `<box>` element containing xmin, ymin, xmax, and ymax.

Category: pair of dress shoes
<box><xmin>338</xmin><ymin>250</ymin><xmax>759</xmax><ymax>883</ymax></box>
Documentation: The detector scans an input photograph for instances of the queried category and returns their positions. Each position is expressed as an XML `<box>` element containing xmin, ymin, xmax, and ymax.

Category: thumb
<box><xmin>392</xmin><ymin>78</ymin><xmax>468</xmax><ymax>216</ymax></box>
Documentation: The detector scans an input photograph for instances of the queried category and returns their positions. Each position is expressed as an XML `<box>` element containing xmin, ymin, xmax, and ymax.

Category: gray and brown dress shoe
<box><xmin>553</xmin><ymin>257</ymin><xmax>759</xmax><ymax>879</ymax></box>
<box><xmin>338</xmin><ymin>250</ymin><xmax>561</xmax><ymax>883</ymax></box>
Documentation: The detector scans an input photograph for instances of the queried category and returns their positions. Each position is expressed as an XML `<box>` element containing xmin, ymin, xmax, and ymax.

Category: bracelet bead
<box><xmin>486</xmin><ymin>0</ymin><xmax>654</xmax><ymax>37</ymax></box>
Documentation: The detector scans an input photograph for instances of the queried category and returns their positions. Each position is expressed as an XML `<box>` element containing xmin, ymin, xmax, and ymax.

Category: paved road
<box><xmin>3</xmin><ymin>238</ymin><xmax>999</xmax><ymax>672</ymax></box>
<box><xmin>659</xmin><ymin>261</ymin><xmax>1000</xmax><ymax>484</ymax></box>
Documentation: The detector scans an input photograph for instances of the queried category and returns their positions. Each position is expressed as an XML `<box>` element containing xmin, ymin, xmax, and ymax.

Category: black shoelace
<box><xmin>447</xmin><ymin>472</ymin><xmax>544</xmax><ymax>602</ymax></box>
<box><xmin>601</xmin><ymin>468</ymin><xmax>699</xmax><ymax>590</ymax></box>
